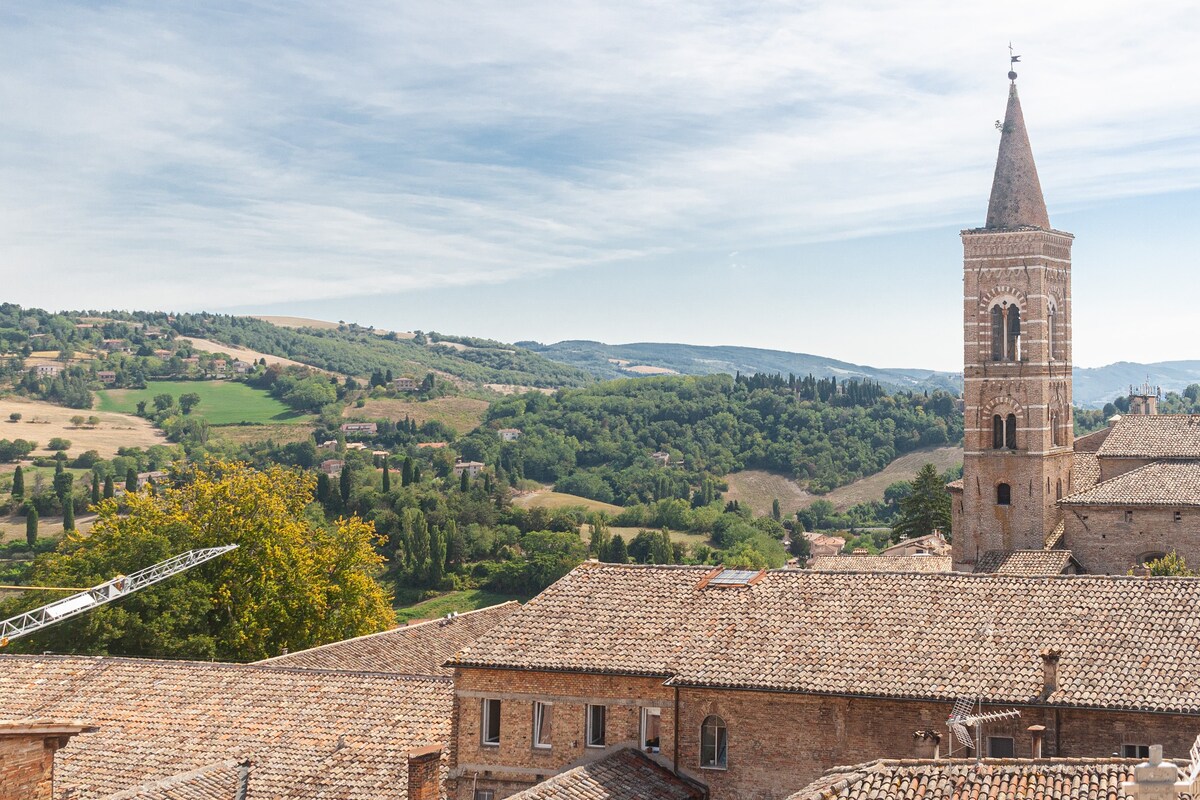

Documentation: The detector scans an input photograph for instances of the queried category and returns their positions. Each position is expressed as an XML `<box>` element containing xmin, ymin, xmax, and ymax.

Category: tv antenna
<box><xmin>947</xmin><ymin>696</ymin><xmax>1021</xmax><ymax>760</ymax></box>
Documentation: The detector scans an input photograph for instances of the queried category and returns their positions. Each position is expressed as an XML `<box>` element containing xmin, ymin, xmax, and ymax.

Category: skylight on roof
<box><xmin>706</xmin><ymin>569</ymin><xmax>761</xmax><ymax>587</ymax></box>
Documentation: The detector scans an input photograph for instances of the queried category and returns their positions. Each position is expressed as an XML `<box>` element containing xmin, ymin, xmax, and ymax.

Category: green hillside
<box><xmin>98</xmin><ymin>380</ymin><xmax>307</xmax><ymax>425</ymax></box>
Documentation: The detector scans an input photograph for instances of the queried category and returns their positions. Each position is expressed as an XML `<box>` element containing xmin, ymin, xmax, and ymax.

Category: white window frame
<box><xmin>700</xmin><ymin>715</ymin><xmax>727</xmax><ymax>770</ymax></box>
<box><xmin>586</xmin><ymin>704</ymin><xmax>606</xmax><ymax>748</ymax></box>
<box><xmin>640</xmin><ymin>706</ymin><xmax>662</xmax><ymax>753</ymax></box>
<box><xmin>532</xmin><ymin>701</ymin><xmax>552</xmax><ymax>749</ymax></box>
<box><xmin>987</xmin><ymin>736</ymin><xmax>1015</xmax><ymax>758</ymax></box>
<box><xmin>1122</xmin><ymin>743</ymin><xmax>1150</xmax><ymax>759</ymax></box>
<box><xmin>481</xmin><ymin>698</ymin><xmax>501</xmax><ymax>747</ymax></box>
<box><xmin>474</xmin><ymin>791</ymin><xmax>495</xmax><ymax>800</ymax></box>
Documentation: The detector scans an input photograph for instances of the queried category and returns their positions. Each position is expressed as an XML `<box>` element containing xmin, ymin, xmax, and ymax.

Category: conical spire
<box><xmin>985</xmin><ymin>83</ymin><xmax>1050</xmax><ymax>229</ymax></box>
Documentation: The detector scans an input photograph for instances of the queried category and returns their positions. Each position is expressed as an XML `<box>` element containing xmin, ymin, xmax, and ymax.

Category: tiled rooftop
<box><xmin>0</xmin><ymin>655</ymin><xmax>451</xmax><ymax>800</ymax></box>
<box><xmin>1073</xmin><ymin>426</ymin><xmax>1112</xmax><ymax>454</ymax></box>
<box><xmin>1072</xmin><ymin>451</ymin><xmax>1101</xmax><ymax>493</ymax></box>
<box><xmin>504</xmin><ymin>749</ymin><xmax>705</xmax><ymax>800</ymax></box>
<box><xmin>97</xmin><ymin>760</ymin><xmax>245</xmax><ymax>800</ymax></box>
<box><xmin>1097</xmin><ymin>415</ymin><xmax>1200</xmax><ymax>459</ymax></box>
<box><xmin>974</xmin><ymin>550</ymin><xmax>1075</xmax><ymax>576</ymax></box>
<box><xmin>809</xmin><ymin>555</ymin><xmax>953</xmax><ymax>573</ymax></box>
<box><xmin>788</xmin><ymin>758</ymin><xmax>1165</xmax><ymax>800</ymax></box>
<box><xmin>259</xmin><ymin>601</ymin><xmax>519</xmax><ymax>675</ymax></box>
<box><xmin>1061</xmin><ymin>460</ymin><xmax>1200</xmax><ymax>507</ymax></box>
<box><xmin>453</xmin><ymin>563</ymin><xmax>1200</xmax><ymax>713</ymax></box>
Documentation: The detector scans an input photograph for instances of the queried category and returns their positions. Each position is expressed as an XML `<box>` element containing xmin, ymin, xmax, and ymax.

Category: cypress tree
<box><xmin>63</xmin><ymin>496</ymin><xmax>75</xmax><ymax>531</ymax></box>
<box><xmin>605</xmin><ymin>534</ymin><xmax>628</xmax><ymax>564</ymax></box>
<box><xmin>339</xmin><ymin>465</ymin><xmax>351</xmax><ymax>503</ymax></box>
<box><xmin>429</xmin><ymin>525</ymin><xmax>446</xmax><ymax>585</ymax></box>
<box><xmin>412</xmin><ymin>464</ymin><xmax>421</xmax><ymax>483</ymax></box>
<box><xmin>772</xmin><ymin>498</ymin><xmax>781</xmax><ymax>521</ymax></box>
<box><xmin>315</xmin><ymin>472</ymin><xmax>331</xmax><ymax>504</ymax></box>
<box><xmin>25</xmin><ymin>506</ymin><xmax>38</xmax><ymax>547</ymax></box>
<box><xmin>401</xmin><ymin>457</ymin><xmax>413</xmax><ymax>487</ymax></box>
<box><xmin>381</xmin><ymin>460</ymin><xmax>391</xmax><ymax>492</ymax></box>
<box><xmin>55</xmin><ymin>459</ymin><xmax>64</xmax><ymax>476</ymax></box>
<box><xmin>460</xmin><ymin>469</ymin><xmax>469</xmax><ymax>492</ymax></box>
<box><xmin>11</xmin><ymin>465</ymin><xmax>23</xmax><ymax>498</ymax></box>
<box><xmin>103</xmin><ymin>475</ymin><xmax>114</xmax><ymax>499</ymax></box>
<box><xmin>126</xmin><ymin>467</ymin><xmax>138</xmax><ymax>493</ymax></box>
<box><xmin>92</xmin><ymin>473</ymin><xmax>101</xmax><ymax>504</ymax></box>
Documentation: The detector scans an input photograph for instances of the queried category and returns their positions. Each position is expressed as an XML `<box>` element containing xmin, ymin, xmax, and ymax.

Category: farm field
<box><xmin>0</xmin><ymin>513</ymin><xmax>94</xmax><ymax>544</ymax></box>
<box><xmin>394</xmin><ymin>589</ymin><xmax>525</xmax><ymax>624</ymax></box>
<box><xmin>252</xmin><ymin>316</ymin><xmax>414</xmax><ymax>339</ymax></box>
<box><xmin>605</xmin><ymin>525</ymin><xmax>709</xmax><ymax>547</ymax></box>
<box><xmin>0</xmin><ymin>397</ymin><xmax>164</xmax><ymax>460</ymax></box>
<box><xmin>177</xmin><ymin>337</ymin><xmax>320</xmax><ymax>372</ymax></box>
<box><xmin>98</xmin><ymin>381</ymin><xmax>310</xmax><ymax>426</ymax></box>
<box><xmin>209</xmin><ymin>424</ymin><xmax>316</xmax><ymax>446</ymax></box>
<box><xmin>344</xmin><ymin>396</ymin><xmax>489</xmax><ymax>435</ymax></box>
<box><xmin>723</xmin><ymin>445</ymin><xmax>963</xmax><ymax>516</ymax></box>
<box><xmin>513</xmin><ymin>489</ymin><xmax>624</xmax><ymax>515</ymax></box>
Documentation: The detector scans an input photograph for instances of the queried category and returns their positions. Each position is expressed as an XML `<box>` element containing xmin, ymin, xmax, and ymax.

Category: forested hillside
<box><xmin>455</xmin><ymin>373</ymin><xmax>963</xmax><ymax>504</ymax></box>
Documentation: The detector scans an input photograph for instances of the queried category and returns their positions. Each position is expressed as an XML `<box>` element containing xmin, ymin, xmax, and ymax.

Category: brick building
<box><xmin>447</xmin><ymin>563</ymin><xmax>1200</xmax><ymax>800</ymax></box>
<box><xmin>0</xmin><ymin>719</ymin><xmax>94</xmax><ymax>800</ymax></box>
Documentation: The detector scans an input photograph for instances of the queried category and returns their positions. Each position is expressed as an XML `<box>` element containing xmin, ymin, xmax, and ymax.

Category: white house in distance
<box><xmin>33</xmin><ymin>363</ymin><xmax>61</xmax><ymax>377</ymax></box>
<box><xmin>392</xmin><ymin>377</ymin><xmax>419</xmax><ymax>392</ymax></box>
<box><xmin>319</xmin><ymin>459</ymin><xmax>345</xmax><ymax>476</ymax></box>
<box><xmin>498</xmin><ymin>428</ymin><xmax>522</xmax><ymax>442</ymax></box>
<box><xmin>96</xmin><ymin>370</ymin><xmax>117</xmax><ymax>384</ymax></box>
<box><xmin>340</xmin><ymin>422</ymin><xmax>378</xmax><ymax>435</ymax></box>
<box><xmin>453</xmin><ymin>460</ymin><xmax>485</xmax><ymax>479</ymax></box>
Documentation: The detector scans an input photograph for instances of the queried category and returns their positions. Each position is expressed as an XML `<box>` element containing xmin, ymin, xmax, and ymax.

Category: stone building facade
<box><xmin>447</xmin><ymin>563</ymin><xmax>1200</xmax><ymax>800</ymax></box>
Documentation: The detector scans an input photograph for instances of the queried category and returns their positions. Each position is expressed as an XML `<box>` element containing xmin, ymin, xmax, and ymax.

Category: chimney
<box><xmin>1028</xmin><ymin>725</ymin><xmax>1046</xmax><ymax>758</ymax></box>
<box><xmin>235</xmin><ymin>759</ymin><xmax>252</xmax><ymax>800</ymax></box>
<box><xmin>1121</xmin><ymin>745</ymin><xmax>1186</xmax><ymax>800</ymax></box>
<box><xmin>1040</xmin><ymin>648</ymin><xmax>1061</xmax><ymax>699</ymax></box>
<box><xmin>407</xmin><ymin>744</ymin><xmax>443</xmax><ymax>800</ymax></box>
<box><xmin>913</xmin><ymin>729</ymin><xmax>941</xmax><ymax>760</ymax></box>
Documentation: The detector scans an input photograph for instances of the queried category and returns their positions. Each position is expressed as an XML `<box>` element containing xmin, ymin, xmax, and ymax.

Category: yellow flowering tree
<box><xmin>4</xmin><ymin>459</ymin><xmax>393</xmax><ymax>661</ymax></box>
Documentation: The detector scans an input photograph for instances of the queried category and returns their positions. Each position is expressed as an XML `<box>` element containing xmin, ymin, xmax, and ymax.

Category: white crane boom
<box><xmin>0</xmin><ymin>545</ymin><xmax>237</xmax><ymax>646</ymax></box>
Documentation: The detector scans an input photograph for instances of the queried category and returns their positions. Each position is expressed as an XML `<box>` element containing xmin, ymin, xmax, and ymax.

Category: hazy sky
<box><xmin>3</xmin><ymin>1</ymin><xmax>1199</xmax><ymax>371</ymax></box>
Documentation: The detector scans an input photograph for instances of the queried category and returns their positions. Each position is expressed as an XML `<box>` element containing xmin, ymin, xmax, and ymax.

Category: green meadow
<box><xmin>97</xmin><ymin>381</ymin><xmax>309</xmax><ymax>426</ymax></box>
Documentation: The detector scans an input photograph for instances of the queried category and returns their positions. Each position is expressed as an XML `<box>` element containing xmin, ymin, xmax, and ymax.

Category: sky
<box><xmin>2</xmin><ymin>1</ymin><xmax>1199</xmax><ymax>372</ymax></box>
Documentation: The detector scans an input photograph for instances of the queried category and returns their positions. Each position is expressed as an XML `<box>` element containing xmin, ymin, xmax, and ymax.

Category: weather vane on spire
<box><xmin>1008</xmin><ymin>42</ymin><xmax>1021</xmax><ymax>82</ymax></box>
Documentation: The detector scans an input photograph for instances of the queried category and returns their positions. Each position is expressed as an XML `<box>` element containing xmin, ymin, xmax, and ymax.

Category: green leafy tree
<box><xmin>103</xmin><ymin>475</ymin><xmax>114</xmax><ymax>499</ymax></box>
<box><xmin>178</xmin><ymin>392</ymin><xmax>201</xmax><ymax>415</ymax></box>
<box><xmin>25</xmin><ymin>506</ymin><xmax>38</xmax><ymax>547</ymax></box>
<box><xmin>1145</xmin><ymin>552</ymin><xmax>1195</xmax><ymax>577</ymax></box>
<box><xmin>603</xmin><ymin>533</ymin><xmax>628</xmax><ymax>564</ymax></box>
<box><xmin>11</xmin><ymin>465</ymin><xmax>23</xmax><ymax>498</ymax></box>
<box><xmin>890</xmin><ymin>463</ymin><xmax>953</xmax><ymax>543</ymax></box>
<box><xmin>126</xmin><ymin>467</ymin><xmax>138</xmax><ymax>493</ymax></box>
<box><xmin>429</xmin><ymin>525</ymin><xmax>447</xmax><ymax>585</ymax></box>
<box><xmin>153</xmin><ymin>393</ymin><xmax>174</xmax><ymax>412</ymax></box>
<box><xmin>401</xmin><ymin>457</ymin><xmax>414</xmax><ymax>487</ymax></box>
<box><xmin>53</xmin><ymin>469</ymin><xmax>73</xmax><ymax>503</ymax></box>
<box><xmin>2</xmin><ymin>459</ymin><xmax>393</xmax><ymax>660</ymax></box>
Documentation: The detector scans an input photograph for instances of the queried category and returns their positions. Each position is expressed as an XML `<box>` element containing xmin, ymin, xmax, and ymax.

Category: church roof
<box><xmin>505</xmin><ymin>749</ymin><xmax>705</xmax><ymax>800</ymax></box>
<box><xmin>974</xmin><ymin>549</ymin><xmax>1076</xmax><ymax>576</ymax></box>
<box><xmin>1072</xmin><ymin>452</ymin><xmax>1102</xmax><ymax>493</ymax></box>
<box><xmin>258</xmin><ymin>601</ymin><xmax>519</xmax><ymax>676</ymax></box>
<box><xmin>1060</xmin><ymin>460</ymin><xmax>1200</xmax><ymax>507</ymax></box>
<box><xmin>809</xmin><ymin>555</ymin><xmax>953</xmax><ymax>573</ymax></box>
<box><xmin>787</xmin><ymin>758</ymin><xmax>1163</xmax><ymax>800</ymax></box>
<box><xmin>452</xmin><ymin>563</ymin><xmax>1200</xmax><ymax>713</ymax></box>
<box><xmin>1096</xmin><ymin>415</ymin><xmax>1200</xmax><ymax>459</ymax></box>
<box><xmin>984</xmin><ymin>83</ymin><xmax>1051</xmax><ymax>230</ymax></box>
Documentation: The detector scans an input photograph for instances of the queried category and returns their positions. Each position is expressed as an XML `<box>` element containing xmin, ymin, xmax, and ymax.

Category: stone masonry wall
<box><xmin>450</xmin><ymin>668</ymin><xmax>674</xmax><ymax>800</ymax></box>
<box><xmin>0</xmin><ymin>734</ymin><xmax>55</xmax><ymax>800</ymax></box>
<box><xmin>1065</xmin><ymin>506</ymin><xmax>1200</xmax><ymax>575</ymax></box>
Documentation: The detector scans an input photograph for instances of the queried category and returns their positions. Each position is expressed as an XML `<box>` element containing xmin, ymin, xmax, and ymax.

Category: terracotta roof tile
<box><xmin>259</xmin><ymin>601</ymin><xmax>519</xmax><ymax>675</ymax></box>
<box><xmin>1097</xmin><ymin>415</ymin><xmax>1200</xmax><ymax>459</ymax></box>
<box><xmin>453</xmin><ymin>563</ymin><xmax>1200</xmax><ymax>713</ymax></box>
<box><xmin>788</xmin><ymin>758</ymin><xmax>1169</xmax><ymax>800</ymax></box>
<box><xmin>809</xmin><ymin>556</ymin><xmax>953</xmax><ymax>573</ymax></box>
<box><xmin>974</xmin><ymin>550</ymin><xmax>1074</xmax><ymax>576</ymax></box>
<box><xmin>0</xmin><ymin>655</ymin><xmax>451</xmax><ymax>800</ymax></box>
<box><xmin>1073</xmin><ymin>426</ymin><xmax>1112</xmax><ymax>454</ymax></box>
<box><xmin>1072</xmin><ymin>452</ymin><xmax>1101</xmax><ymax>493</ymax></box>
<box><xmin>97</xmin><ymin>760</ymin><xmax>246</xmax><ymax>800</ymax></box>
<box><xmin>1061</xmin><ymin>461</ymin><xmax>1200</xmax><ymax>507</ymax></box>
<box><xmin>505</xmin><ymin>749</ymin><xmax>705</xmax><ymax>800</ymax></box>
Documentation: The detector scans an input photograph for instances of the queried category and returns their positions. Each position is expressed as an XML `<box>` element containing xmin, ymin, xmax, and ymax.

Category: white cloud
<box><xmin>0</xmin><ymin>0</ymin><xmax>1198</xmax><ymax>322</ymax></box>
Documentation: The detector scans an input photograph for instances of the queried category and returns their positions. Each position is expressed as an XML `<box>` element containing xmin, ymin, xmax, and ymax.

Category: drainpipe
<box><xmin>673</xmin><ymin>684</ymin><xmax>681</xmax><ymax>776</ymax></box>
<box><xmin>235</xmin><ymin>759</ymin><xmax>251</xmax><ymax>800</ymax></box>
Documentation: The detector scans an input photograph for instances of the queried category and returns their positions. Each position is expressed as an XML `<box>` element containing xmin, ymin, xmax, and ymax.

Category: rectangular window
<box><xmin>474</xmin><ymin>791</ymin><xmax>495</xmax><ymax>800</ymax></box>
<box><xmin>1124</xmin><ymin>510</ymin><xmax>1134</xmax><ymax>523</ymax></box>
<box><xmin>640</xmin><ymin>707</ymin><xmax>662</xmax><ymax>753</ymax></box>
<box><xmin>481</xmin><ymin>698</ymin><xmax>501</xmax><ymax>746</ymax></box>
<box><xmin>586</xmin><ymin>704</ymin><xmax>606</xmax><ymax>747</ymax></box>
<box><xmin>1123</xmin><ymin>744</ymin><xmax>1150</xmax><ymax>759</ymax></box>
<box><xmin>533</xmin><ymin>701</ymin><xmax>553</xmax><ymax>749</ymax></box>
<box><xmin>1175</xmin><ymin>511</ymin><xmax>1183</xmax><ymax>523</ymax></box>
<box><xmin>987</xmin><ymin>736</ymin><xmax>1015</xmax><ymax>758</ymax></box>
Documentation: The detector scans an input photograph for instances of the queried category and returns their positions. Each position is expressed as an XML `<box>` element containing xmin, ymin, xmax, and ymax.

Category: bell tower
<box><xmin>951</xmin><ymin>69</ymin><xmax>1074</xmax><ymax>569</ymax></box>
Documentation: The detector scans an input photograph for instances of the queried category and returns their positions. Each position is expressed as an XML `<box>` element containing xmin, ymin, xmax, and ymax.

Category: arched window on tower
<box><xmin>1007</xmin><ymin>306</ymin><xmax>1021</xmax><ymax>361</ymax></box>
<box><xmin>1051</xmin><ymin>412</ymin><xmax>1063</xmax><ymax>447</ymax></box>
<box><xmin>1005</xmin><ymin>413</ymin><xmax>1017</xmax><ymax>449</ymax></box>
<box><xmin>997</xmin><ymin>483</ymin><xmax>1012</xmax><ymax>506</ymax></box>
<box><xmin>991</xmin><ymin>305</ymin><xmax>1004</xmax><ymax>361</ymax></box>
<box><xmin>1048</xmin><ymin>304</ymin><xmax>1058</xmax><ymax>362</ymax></box>
<box><xmin>992</xmin><ymin>415</ymin><xmax>1004</xmax><ymax>449</ymax></box>
<box><xmin>990</xmin><ymin>303</ymin><xmax>1021</xmax><ymax>362</ymax></box>
<box><xmin>1056</xmin><ymin>479</ymin><xmax>1063</xmax><ymax>500</ymax></box>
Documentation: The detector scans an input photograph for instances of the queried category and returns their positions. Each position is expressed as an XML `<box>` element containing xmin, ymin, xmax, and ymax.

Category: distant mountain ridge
<box><xmin>520</xmin><ymin>340</ymin><xmax>1200</xmax><ymax>408</ymax></box>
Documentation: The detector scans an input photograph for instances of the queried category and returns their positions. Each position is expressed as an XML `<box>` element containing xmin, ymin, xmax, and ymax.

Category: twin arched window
<box><xmin>991</xmin><ymin>303</ymin><xmax>1021</xmax><ymax>362</ymax></box>
<box><xmin>700</xmin><ymin>715</ymin><xmax>727</xmax><ymax>769</ymax></box>
<box><xmin>992</xmin><ymin>414</ymin><xmax>1018</xmax><ymax>450</ymax></box>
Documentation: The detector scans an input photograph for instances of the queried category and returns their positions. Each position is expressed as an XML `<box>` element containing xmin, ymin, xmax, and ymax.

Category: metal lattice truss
<box><xmin>947</xmin><ymin>698</ymin><xmax>1021</xmax><ymax>753</ymax></box>
<box><xmin>1183</xmin><ymin>734</ymin><xmax>1200</xmax><ymax>787</ymax></box>
<box><xmin>0</xmin><ymin>545</ymin><xmax>237</xmax><ymax>646</ymax></box>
